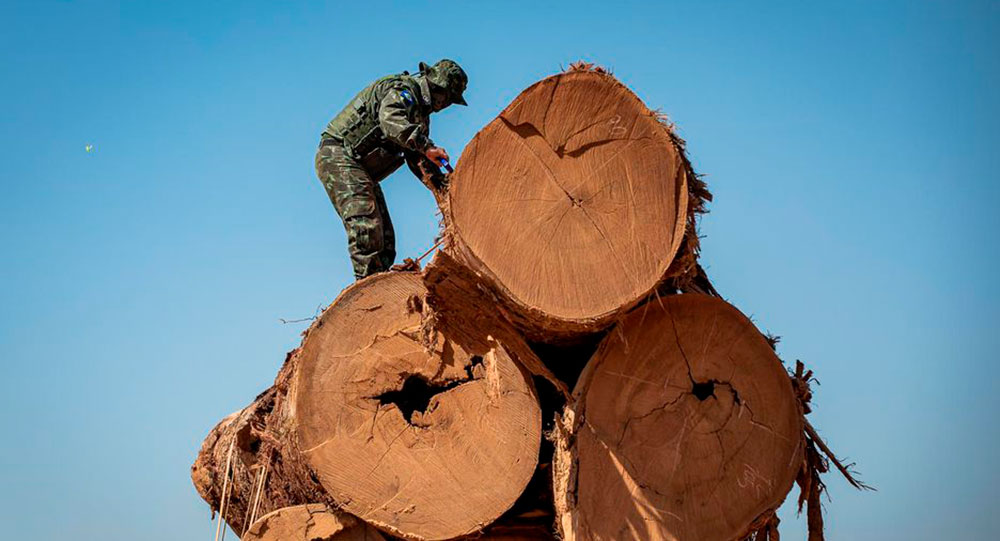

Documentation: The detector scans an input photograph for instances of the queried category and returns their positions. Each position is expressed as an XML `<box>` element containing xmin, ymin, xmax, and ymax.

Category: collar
<box><xmin>415</xmin><ymin>75</ymin><xmax>434</xmax><ymax>109</ymax></box>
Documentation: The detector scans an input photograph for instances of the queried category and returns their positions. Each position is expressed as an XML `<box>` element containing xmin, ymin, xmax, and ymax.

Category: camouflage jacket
<box><xmin>323</xmin><ymin>73</ymin><xmax>435</xmax><ymax>181</ymax></box>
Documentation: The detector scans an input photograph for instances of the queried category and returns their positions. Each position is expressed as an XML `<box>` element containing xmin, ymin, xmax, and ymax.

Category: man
<box><xmin>315</xmin><ymin>59</ymin><xmax>468</xmax><ymax>280</ymax></box>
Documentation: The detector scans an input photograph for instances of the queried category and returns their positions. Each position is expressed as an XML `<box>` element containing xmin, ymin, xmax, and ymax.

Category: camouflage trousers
<box><xmin>315</xmin><ymin>143</ymin><xmax>395</xmax><ymax>280</ymax></box>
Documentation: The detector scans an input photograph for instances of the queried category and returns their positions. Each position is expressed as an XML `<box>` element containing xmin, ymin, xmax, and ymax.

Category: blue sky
<box><xmin>1</xmin><ymin>1</ymin><xmax>997</xmax><ymax>539</ymax></box>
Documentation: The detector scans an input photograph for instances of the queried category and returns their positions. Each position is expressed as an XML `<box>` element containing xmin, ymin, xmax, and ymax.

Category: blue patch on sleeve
<box><xmin>400</xmin><ymin>89</ymin><xmax>415</xmax><ymax>106</ymax></box>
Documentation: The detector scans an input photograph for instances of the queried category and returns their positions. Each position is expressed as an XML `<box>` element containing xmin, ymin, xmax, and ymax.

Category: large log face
<box><xmin>446</xmin><ymin>70</ymin><xmax>688</xmax><ymax>337</ymax></box>
<box><xmin>293</xmin><ymin>272</ymin><xmax>542</xmax><ymax>541</ymax></box>
<box><xmin>554</xmin><ymin>295</ymin><xmax>803</xmax><ymax>541</ymax></box>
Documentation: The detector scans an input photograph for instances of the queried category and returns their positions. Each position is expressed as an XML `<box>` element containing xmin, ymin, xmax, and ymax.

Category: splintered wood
<box><xmin>193</xmin><ymin>65</ymin><xmax>856</xmax><ymax>541</ymax></box>
<box><xmin>441</xmin><ymin>69</ymin><xmax>688</xmax><ymax>340</ymax></box>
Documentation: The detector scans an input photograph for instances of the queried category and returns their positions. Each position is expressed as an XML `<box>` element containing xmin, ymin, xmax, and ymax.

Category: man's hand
<box><xmin>424</xmin><ymin>146</ymin><xmax>450</xmax><ymax>166</ymax></box>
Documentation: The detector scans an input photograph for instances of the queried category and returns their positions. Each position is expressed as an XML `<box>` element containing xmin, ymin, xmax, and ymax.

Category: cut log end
<box><xmin>243</xmin><ymin>504</ymin><xmax>386</xmax><ymax>541</ymax></box>
<box><xmin>554</xmin><ymin>294</ymin><xmax>804</xmax><ymax>541</ymax></box>
<box><xmin>446</xmin><ymin>70</ymin><xmax>689</xmax><ymax>338</ymax></box>
<box><xmin>294</xmin><ymin>272</ymin><xmax>543</xmax><ymax>540</ymax></box>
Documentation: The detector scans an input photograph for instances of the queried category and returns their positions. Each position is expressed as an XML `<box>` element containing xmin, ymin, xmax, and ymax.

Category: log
<box><xmin>553</xmin><ymin>294</ymin><xmax>804</xmax><ymax>540</ymax></box>
<box><xmin>192</xmin><ymin>271</ymin><xmax>543</xmax><ymax>540</ymax></box>
<box><xmin>295</xmin><ymin>271</ymin><xmax>542</xmax><ymax>540</ymax></box>
<box><xmin>243</xmin><ymin>504</ymin><xmax>386</xmax><ymax>541</ymax></box>
<box><xmin>438</xmin><ymin>66</ymin><xmax>696</xmax><ymax>341</ymax></box>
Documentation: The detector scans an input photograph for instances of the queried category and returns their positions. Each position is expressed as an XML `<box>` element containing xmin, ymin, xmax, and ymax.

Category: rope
<box><xmin>416</xmin><ymin>238</ymin><xmax>445</xmax><ymax>264</ymax></box>
<box><xmin>248</xmin><ymin>450</ymin><xmax>272</xmax><ymax>527</ymax></box>
<box><xmin>240</xmin><ymin>465</ymin><xmax>264</xmax><ymax>537</ymax></box>
<box><xmin>213</xmin><ymin>438</ymin><xmax>236</xmax><ymax>541</ymax></box>
<box><xmin>390</xmin><ymin>238</ymin><xmax>445</xmax><ymax>273</ymax></box>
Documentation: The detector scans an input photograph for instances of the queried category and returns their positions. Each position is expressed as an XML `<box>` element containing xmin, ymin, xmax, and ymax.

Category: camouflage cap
<box><xmin>419</xmin><ymin>59</ymin><xmax>468</xmax><ymax>106</ymax></box>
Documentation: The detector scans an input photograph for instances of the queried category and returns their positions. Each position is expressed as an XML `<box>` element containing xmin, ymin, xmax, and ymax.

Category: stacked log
<box><xmin>193</xmin><ymin>272</ymin><xmax>542</xmax><ymax>539</ymax></box>
<box><xmin>552</xmin><ymin>295</ymin><xmax>803</xmax><ymax>540</ymax></box>
<box><xmin>193</xmin><ymin>64</ymin><xmax>859</xmax><ymax>540</ymax></box>
<box><xmin>433</xmin><ymin>66</ymin><xmax>705</xmax><ymax>342</ymax></box>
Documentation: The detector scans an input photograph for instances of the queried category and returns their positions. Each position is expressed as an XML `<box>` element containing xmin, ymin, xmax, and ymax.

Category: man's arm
<box><xmin>378</xmin><ymin>88</ymin><xmax>433</xmax><ymax>153</ymax></box>
<box><xmin>378</xmin><ymin>87</ymin><xmax>450</xmax><ymax>164</ymax></box>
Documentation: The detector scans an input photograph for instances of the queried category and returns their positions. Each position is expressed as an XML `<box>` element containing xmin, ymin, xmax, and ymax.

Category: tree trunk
<box><xmin>294</xmin><ymin>272</ymin><xmax>542</xmax><ymax>540</ymax></box>
<box><xmin>192</xmin><ymin>271</ymin><xmax>543</xmax><ymax>541</ymax></box>
<box><xmin>438</xmin><ymin>66</ymin><xmax>698</xmax><ymax>342</ymax></box>
<box><xmin>243</xmin><ymin>504</ymin><xmax>386</xmax><ymax>541</ymax></box>
<box><xmin>553</xmin><ymin>294</ymin><xmax>804</xmax><ymax>541</ymax></box>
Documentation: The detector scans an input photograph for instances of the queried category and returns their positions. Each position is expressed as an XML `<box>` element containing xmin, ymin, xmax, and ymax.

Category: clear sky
<box><xmin>1</xmin><ymin>1</ymin><xmax>997</xmax><ymax>539</ymax></box>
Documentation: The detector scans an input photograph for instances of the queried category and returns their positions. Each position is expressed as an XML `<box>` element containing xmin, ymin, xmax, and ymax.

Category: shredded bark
<box><xmin>421</xmin><ymin>251</ymin><xmax>571</xmax><ymax>400</ymax></box>
<box><xmin>741</xmin><ymin>510</ymin><xmax>781</xmax><ymax>541</ymax></box>
<box><xmin>657</xmin><ymin>112</ymin><xmax>716</xmax><ymax>296</ymax></box>
<box><xmin>190</xmin><ymin>348</ymin><xmax>338</xmax><ymax>536</ymax></box>
<box><xmin>566</xmin><ymin>61</ymin><xmax>609</xmax><ymax>74</ymax></box>
<box><xmin>789</xmin><ymin>360</ymin><xmax>874</xmax><ymax>541</ymax></box>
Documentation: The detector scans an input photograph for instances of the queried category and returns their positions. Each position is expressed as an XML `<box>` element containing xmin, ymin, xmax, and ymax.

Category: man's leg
<box><xmin>316</xmin><ymin>146</ymin><xmax>388</xmax><ymax>280</ymax></box>
<box><xmin>373</xmin><ymin>183</ymin><xmax>396</xmax><ymax>271</ymax></box>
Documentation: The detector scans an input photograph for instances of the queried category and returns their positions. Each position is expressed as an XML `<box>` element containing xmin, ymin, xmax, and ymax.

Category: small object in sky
<box><xmin>85</xmin><ymin>144</ymin><xmax>94</xmax><ymax>153</ymax></box>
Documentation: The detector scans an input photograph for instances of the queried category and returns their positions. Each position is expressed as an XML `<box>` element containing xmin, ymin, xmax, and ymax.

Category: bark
<box><xmin>190</xmin><ymin>357</ymin><xmax>329</xmax><ymax>537</ymax></box>
<box><xmin>438</xmin><ymin>65</ymin><xmax>703</xmax><ymax>342</ymax></box>
<box><xmin>193</xmin><ymin>271</ymin><xmax>543</xmax><ymax>541</ymax></box>
<box><xmin>553</xmin><ymin>294</ymin><xmax>804</xmax><ymax>541</ymax></box>
<box><xmin>243</xmin><ymin>504</ymin><xmax>386</xmax><ymax>541</ymax></box>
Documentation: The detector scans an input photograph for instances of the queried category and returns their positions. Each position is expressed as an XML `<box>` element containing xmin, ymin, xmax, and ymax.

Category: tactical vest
<box><xmin>325</xmin><ymin>74</ymin><xmax>419</xmax><ymax>181</ymax></box>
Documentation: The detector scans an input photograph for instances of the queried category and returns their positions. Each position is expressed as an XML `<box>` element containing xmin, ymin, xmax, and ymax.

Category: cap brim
<box><xmin>453</xmin><ymin>95</ymin><xmax>468</xmax><ymax>106</ymax></box>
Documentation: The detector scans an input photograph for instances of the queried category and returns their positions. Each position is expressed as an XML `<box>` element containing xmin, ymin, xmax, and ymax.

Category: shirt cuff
<box><xmin>416</xmin><ymin>135</ymin><xmax>433</xmax><ymax>153</ymax></box>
